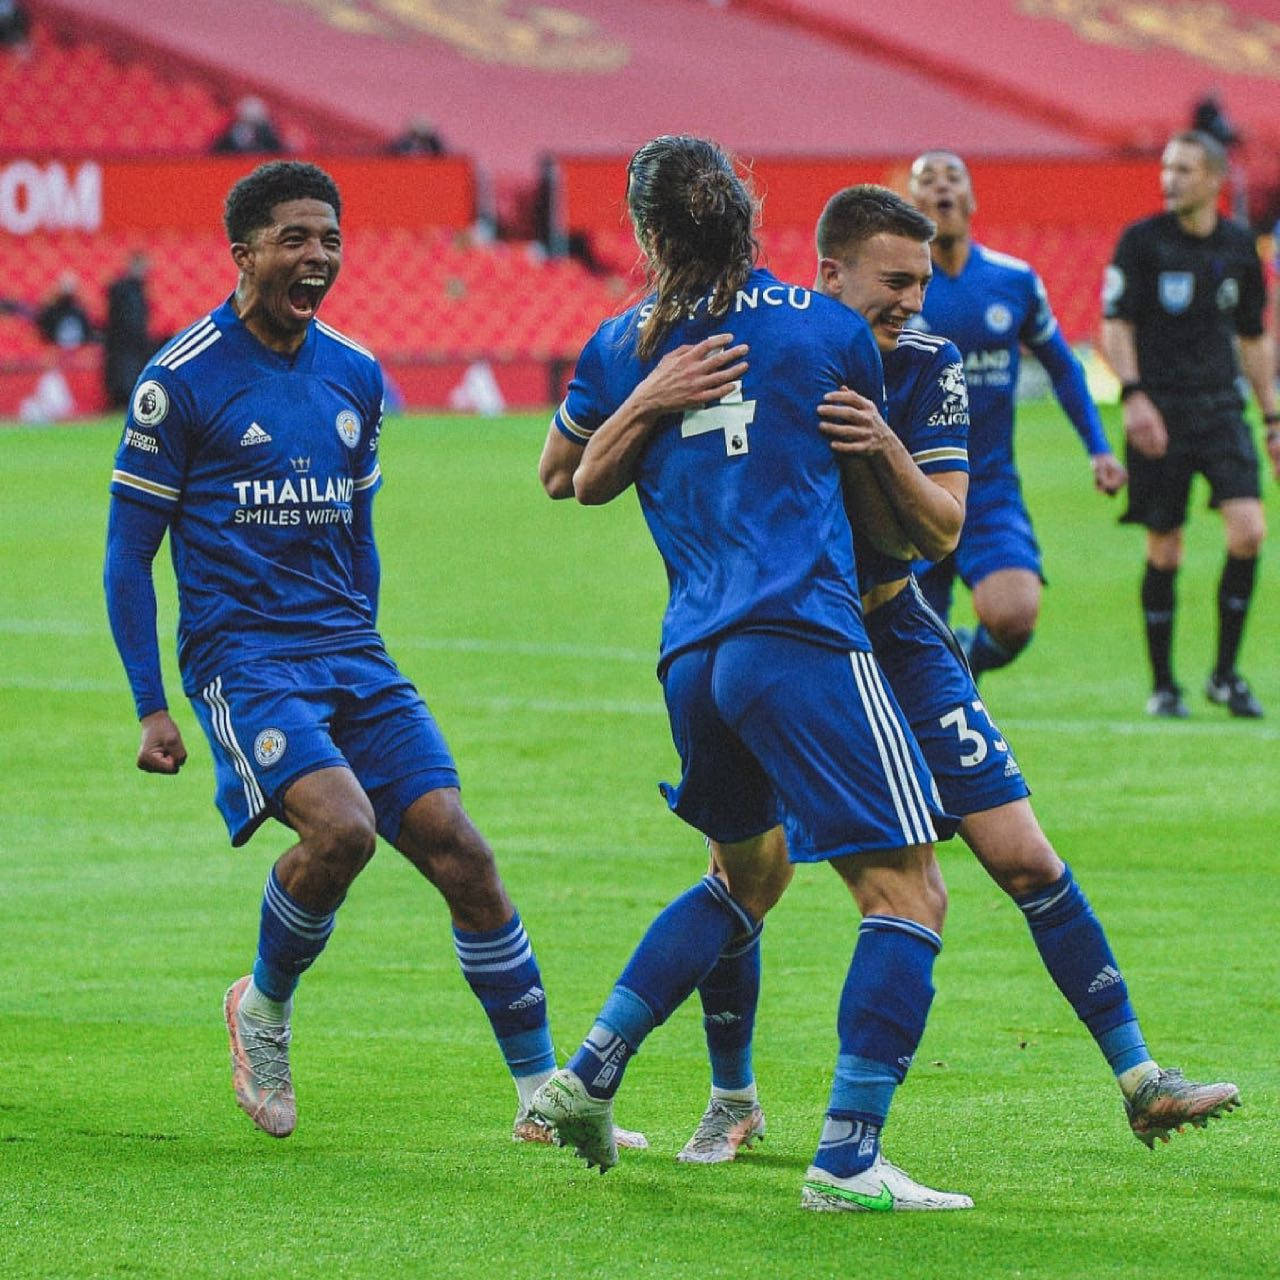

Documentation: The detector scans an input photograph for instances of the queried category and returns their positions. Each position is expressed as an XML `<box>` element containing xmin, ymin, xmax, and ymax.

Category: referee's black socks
<box><xmin>1141</xmin><ymin>562</ymin><xmax>1177</xmax><ymax>691</ymax></box>
<box><xmin>1215</xmin><ymin>554</ymin><xmax>1258</xmax><ymax>678</ymax></box>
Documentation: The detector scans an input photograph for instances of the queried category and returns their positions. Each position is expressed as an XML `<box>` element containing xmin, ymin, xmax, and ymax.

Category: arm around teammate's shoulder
<box><xmin>573</xmin><ymin>334</ymin><xmax>748</xmax><ymax>505</ymax></box>
<box><xmin>539</xmin><ymin>425</ymin><xmax>582</xmax><ymax>499</ymax></box>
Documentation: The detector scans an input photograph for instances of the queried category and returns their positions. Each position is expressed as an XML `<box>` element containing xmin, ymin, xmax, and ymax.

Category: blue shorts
<box><xmin>917</xmin><ymin>481</ymin><xmax>1043</xmax><ymax>620</ymax></box>
<box><xmin>867</xmin><ymin>581</ymin><xmax>1030</xmax><ymax>818</ymax></box>
<box><xmin>659</xmin><ymin>631</ymin><xmax>944</xmax><ymax>862</ymax></box>
<box><xmin>188</xmin><ymin>645</ymin><xmax>459</xmax><ymax>847</ymax></box>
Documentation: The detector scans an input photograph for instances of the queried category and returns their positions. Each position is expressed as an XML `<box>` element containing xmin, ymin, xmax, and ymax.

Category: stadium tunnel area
<box><xmin>2</xmin><ymin>0</ymin><xmax>1277</xmax><ymax>418</ymax></box>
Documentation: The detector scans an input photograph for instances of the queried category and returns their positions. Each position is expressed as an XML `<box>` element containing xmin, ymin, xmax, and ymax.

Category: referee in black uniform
<box><xmin>1102</xmin><ymin>130</ymin><xmax>1278</xmax><ymax>719</ymax></box>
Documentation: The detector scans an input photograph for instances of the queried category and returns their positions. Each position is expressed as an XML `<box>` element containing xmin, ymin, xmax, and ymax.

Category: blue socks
<box><xmin>966</xmin><ymin>623</ymin><xmax>1030</xmax><ymax>677</ymax></box>
<box><xmin>697</xmin><ymin>921</ymin><xmax>763</xmax><ymax>1091</ymax></box>
<box><xmin>453</xmin><ymin>912</ymin><xmax>555</xmax><ymax>1081</ymax></box>
<box><xmin>252</xmin><ymin>868</ymin><xmax>336</xmax><ymax>1002</ymax></box>
<box><xmin>812</xmin><ymin>915</ymin><xmax>941</xmax><ymax>1178</ymax></box>
<box><xmin>1015</xmin><ymin>865</ymin><xmax>1150</xmax><ymax>1075</ymax></box>
<box><xmin>569</xmin><ymin>876</ymin><xmax>754</xmax><ymax>1100</ymax></box>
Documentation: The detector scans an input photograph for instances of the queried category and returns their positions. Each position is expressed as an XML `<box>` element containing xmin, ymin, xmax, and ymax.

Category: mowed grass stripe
<box><xmin>0</xmin><ymin>407</ymin><xmax>1275</xmax><ymax>1280</ymax></box>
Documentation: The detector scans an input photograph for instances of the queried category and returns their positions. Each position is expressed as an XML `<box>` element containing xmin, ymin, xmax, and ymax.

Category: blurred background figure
<box><xmin>0</xmin><ymin>0</ymin><xmax>30</xmax><ymax>56</ymax></box>
<box><xmin>1190</xmin><ymin>92</ymin><xmax>1247</xmax><ymax>219</ymax></box>
<box><xmin>211</xmin><ymin>95</ymin><xmax>283</xmax><ymax>154</ymax></box>
<box><xmin>35</xmin><ymin>272</ymin><xmax>95</xmax><ymax>348</ymax></box>
<box><xmin>388</xmin><ymin>116</ymin><xmax>446</xmax><ymax>156</ymax></box>
<box><xmin>104</xmin><ymin>250</ymin><xmax>153</xmax><ymax>408</ymax></box>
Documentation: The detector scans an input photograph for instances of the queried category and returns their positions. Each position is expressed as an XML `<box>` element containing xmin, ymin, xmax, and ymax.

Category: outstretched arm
<box><xmin>104</xmin><ymin>495</ymin><xmax>188</xmax><ymax>774</ymax></box>
<box><xmin>572</xmin><ymin>334</ymin><xmax>748</xmax><ymax>505</ymax></box>
<box><xmin>1034</xmin><ymin>327</ymin><xmax>1126</xmax><ymax>493</ymax></box>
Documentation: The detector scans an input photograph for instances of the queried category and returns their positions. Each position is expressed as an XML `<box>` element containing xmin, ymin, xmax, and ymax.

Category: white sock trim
<box><xmin>240</xmin><ymin>977</ymin><xmax>291</xmax><ymax>1025</ymax></box>
<box><xmin>711</xmin><ymin>1083</ymin><xmax>758</xmax><ymax>1105</ymax></box>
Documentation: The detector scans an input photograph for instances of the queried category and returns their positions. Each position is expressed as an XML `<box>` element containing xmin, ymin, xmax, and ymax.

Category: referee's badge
<box><xmin>335</xmin><ymin>410</ymin><xmax>361</xmax><ymax>448</ymax></box>
<box><xmin>1216</xmin><ymin>278</ymin><xmax>1239</xmax><ymax>311</ymax></box>
<box><xmin>253</xmin><ymin>729</ymin><xmax>287</xmax><ymax>767</ymax></box>
<box><xmin>1158</xmin><ymin>272</ymin><xmax>1194</xmax><ymax>314</ymax></box>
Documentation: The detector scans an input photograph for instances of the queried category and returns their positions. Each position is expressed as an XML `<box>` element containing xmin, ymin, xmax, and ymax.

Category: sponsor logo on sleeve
<box><xmin>124</xmin><ymin>427</ymin><xmax>159</xmax><ymax>454</ymax></box>
<box><xmin>927</xmin><ymin>362</ymin><xmax>969</xmax><ymax>426</ymax></box>
<box><xmin>132</xmin><ymin>380</ymin><xmax>169</xmax><ymax>426</ymax></box>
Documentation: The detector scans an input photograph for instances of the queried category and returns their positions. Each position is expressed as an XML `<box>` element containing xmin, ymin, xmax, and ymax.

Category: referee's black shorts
<box><xmin>1121</xmin><ymin>388</ymin><xmax>1262</xmax><ymax>532</ymax></box>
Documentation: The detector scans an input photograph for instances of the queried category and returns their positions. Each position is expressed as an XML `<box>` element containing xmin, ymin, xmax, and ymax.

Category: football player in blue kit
<box><xmin>667</xmin><ymin>186</ymin><xmax>1238</xmax><ymax>1166</ymax></box>
<box><xmin>534</xmin><ymin>135</ymin><xmax>973</xmax><ymax>1213</ymax></box>
<box><xmin>907</xmin><ymin>151</ymin><xmax>1128</xmax><ymax>679</ymax></box>
<box><xmin>103</xmin><ymin>162</ymin><xmax>577</xmax><ymax>1146</ymax></box>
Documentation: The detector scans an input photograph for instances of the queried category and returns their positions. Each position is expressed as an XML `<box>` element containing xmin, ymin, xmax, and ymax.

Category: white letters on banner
<box><xmin>0</xmin><ymin>161</ymin><xmax>102</xmax><ymax>234</ymax></box>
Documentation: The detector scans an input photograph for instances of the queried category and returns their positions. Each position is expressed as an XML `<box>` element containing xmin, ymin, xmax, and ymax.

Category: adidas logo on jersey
<box><xmin>240</xmin><ymin>423</ymin><xmax>272</xmax><ymax>447</ymax></box>
<box><xmin>1003</xmin><ymin>756</ymin><xmax>1022</xmax><ymax>778</ymax></box>
<box><xmin>1087</xmin><ymin>965</ymin><xmax>1123</xmax><ymax>994</ymax></box>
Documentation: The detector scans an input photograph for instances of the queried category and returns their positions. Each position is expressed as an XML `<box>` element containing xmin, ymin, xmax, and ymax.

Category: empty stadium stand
<box><xmin>0</xmin><ymin>19</ymin><xmax>306</xmax><ymax>155</ymax></box>
<box><xmin>5</xmin><ymin>1</ymin><xmax>1253</xmax><ymax>416</ymax></box>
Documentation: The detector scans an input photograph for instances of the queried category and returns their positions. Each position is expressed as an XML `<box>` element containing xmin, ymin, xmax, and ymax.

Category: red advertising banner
<box><xmin>0</xmin><ymin>155</ymin><xmax>475</xmax><ymax>236</ymax></box>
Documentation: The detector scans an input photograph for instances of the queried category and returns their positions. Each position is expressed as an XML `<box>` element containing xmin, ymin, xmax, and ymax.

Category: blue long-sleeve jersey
<box><xmin>915</xmin><ymin>243</ymin><xmax>1108</xmax><ymax>485</ymax></box>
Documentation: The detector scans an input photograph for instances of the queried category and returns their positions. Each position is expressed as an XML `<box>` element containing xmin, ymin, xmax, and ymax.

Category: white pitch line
<box><xmin>393</xmin><ymin>635</ymin><xmax>655</xmax><ymax>663</ymax></box>
<box><xmin>998</xmin><ymin>716</ymin><xmax>1280</xmax><ymax>741</ymax></box>
<box><xmin>2</xmin><ymin>620</ymin><xmax>656</xmax><ymax>664</ymax></box>
<box><xmin>7</xmin><ymin>676</ymin><xmax>1278</xmax><ymax>740</ymax></box>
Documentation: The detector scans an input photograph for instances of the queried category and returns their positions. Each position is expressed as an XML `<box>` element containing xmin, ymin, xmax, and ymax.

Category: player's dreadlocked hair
<box><xmin>816</xmin><ymin>185</ymin><xmax>936</xmax><ymax>261</ymax></box>
<box><xmin>223</xmin><ymin>161</ymin><xmax>342</xmax><ymax>243</ymax></box>
<box><xmin>626</xmin><ymin>135</ymin><xmax>759</xmax><ymax>360</ymax></box>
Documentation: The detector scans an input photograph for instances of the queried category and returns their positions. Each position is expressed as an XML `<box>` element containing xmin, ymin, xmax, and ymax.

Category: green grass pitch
<box><xmin>2</xmin><ymin>403</ymin><xmax>1277</xmax><ymax>1279</ymax></box>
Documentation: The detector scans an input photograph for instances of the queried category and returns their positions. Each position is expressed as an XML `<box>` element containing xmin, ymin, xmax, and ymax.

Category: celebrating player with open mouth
<box><xmin>103</xmin><ymin>160</ymin><xmax>645</xmax><ymax>1152</ymax></box>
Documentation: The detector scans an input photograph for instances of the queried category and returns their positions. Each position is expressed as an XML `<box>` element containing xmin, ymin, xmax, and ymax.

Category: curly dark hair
<box><xmin>626</xmin><ymin>135</ymin><xmax>759</xmax><ymax>360</ymax></box>
<box><xmin>816</xmin><ymin>185</ymin><xmax>936</xmax><ymax>261</ymax></box>
<box><xmin>223</xmin><ymin>161</ymin><xmax>342</xmax><ymax>243</ymax></box>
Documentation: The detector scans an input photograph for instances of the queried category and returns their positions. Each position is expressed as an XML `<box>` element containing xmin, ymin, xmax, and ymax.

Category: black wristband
<box><xmin>1264</xmin><ymin>410</ymin><xmax>1280</xmax><ymax>425</ymax></box>
<box><xmin>1119</xmin><ymin>381</ymin><xmax>1144</xmax><ymax>402</ymax></box>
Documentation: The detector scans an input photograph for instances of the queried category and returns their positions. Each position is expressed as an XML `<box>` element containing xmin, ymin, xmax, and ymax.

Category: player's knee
<box><xmin>1226</xmin><ymin>512</ymin><xmax>1265</xmax><ymax>558</ymax></box>
<box><xmin>986</xmin><ymin>610</ymin><xmax>1035</xmax><ymax>655</ymax></box>
<box><xmin>921</xmin><ymin>860</ymin><xmax>948</xmax><ymax>932</ymax></box>
<box><xmin>845</xmin><ymin>846</ymin><xmax>947</xmax><ymax>933</ymax></box>
<box><xmin>993</xmin><ymin>852</ymin><xmax>1062</xmax><ymax>901</ymax></box>
<box><xmin>1146</xmin><ymin>531</ymin><xmax>1182</xmax><ymax>571</ymax></box>
<box><xmin>399</xmin><ymin>792</ymin><xmax>507</xmax><ymax>908</ymax></box>
<box><xmin>305</xmin><ymin>809</ymin><xmax>377</xmax><ymax>880</ymax></box>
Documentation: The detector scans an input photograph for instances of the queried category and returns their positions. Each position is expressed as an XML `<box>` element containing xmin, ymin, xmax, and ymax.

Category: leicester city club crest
<box><xmin>1158</xmin><ymin>272</ymin><xmax>1194</xmax><ymax>314</ymax></box>
<box><xmin>984</xmin><ymin>303</ymin><xmax>1012</xmax><ymax>334</ymax></box>
<box><xmin>253</xmin><ymin>728</ymin><xmax>287</xmax><ymax>767</ymax></box>
<box><xmin>335</xmin><ymin>410</ymin><xmax>361</xmax><ymax>448</ymax></box>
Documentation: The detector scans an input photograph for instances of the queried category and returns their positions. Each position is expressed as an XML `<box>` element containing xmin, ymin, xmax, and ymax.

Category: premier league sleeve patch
<box><xmin>132</xmin><ymin>380</ymin><xmax>170</xmax><ymax>427</ymax></box>
<box><xmin>253</xmin><ymin>729</ymin><xmax>287</xmax><ymax>768</ymax></box>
